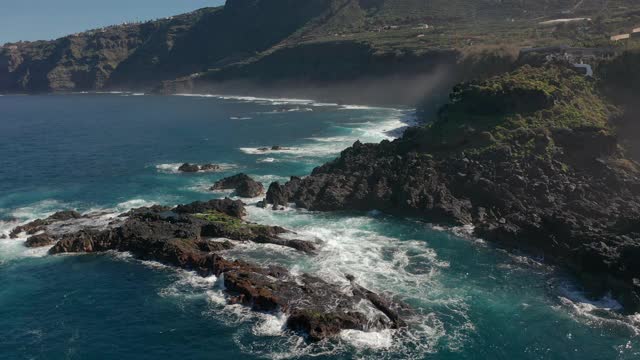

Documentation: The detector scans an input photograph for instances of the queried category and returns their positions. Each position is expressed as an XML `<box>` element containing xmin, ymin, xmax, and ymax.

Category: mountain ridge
<box><xmin>1</xmin><ymin>0</ymin><xmax>639</xmax><ymax>98</ymax></box>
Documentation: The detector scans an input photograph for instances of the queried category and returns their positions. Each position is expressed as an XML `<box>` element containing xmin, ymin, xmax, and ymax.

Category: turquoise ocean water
<box><xmin>0</xmin><ymin>93</ymin><xmax>639</xmax><ymax>359</ymax></box>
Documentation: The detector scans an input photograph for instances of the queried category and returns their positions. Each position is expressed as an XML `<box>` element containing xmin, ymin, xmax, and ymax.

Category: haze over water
<box><xmin>0</xmin><ymin>94</ymin><xmax>638</xmax><ymax>359</ymax></box>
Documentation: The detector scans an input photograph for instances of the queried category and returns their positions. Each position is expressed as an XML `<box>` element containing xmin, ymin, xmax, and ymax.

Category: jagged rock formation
<box><xmin>10</xmin><ymin>198</ymin><xmax>405</xmax><ymax>340</ymax></box>
<box><xmin>9</xmin><ymin>210</ymin><xmax>82</xmax><ymax>238</ymax></box>
<box><xmin>264</xmin><ymin>65</ymin><xmax>640</xmax><ymax>312</ymax></box>
<box><xmin>210</xmin><ymin>173</ymin><xmax>264</xmax><ymax>198</ymax></box>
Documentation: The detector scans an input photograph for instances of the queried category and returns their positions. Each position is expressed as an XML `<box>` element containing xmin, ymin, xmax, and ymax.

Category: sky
<box><xmin>1</xmin><ymin>0</ymin><xmax>226</xmax><ymax>45</ymax></box>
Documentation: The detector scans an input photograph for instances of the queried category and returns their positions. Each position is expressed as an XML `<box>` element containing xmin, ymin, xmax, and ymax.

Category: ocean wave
<box><xmin>242</xmin><ymin>207</ymin><xmax>472</xmax><ymax>355</ymax></box>
<box><xmin>555</xmin><ymin>281</ymin><xmax>640</xmax><ymax>336</ymax></box>
<box><xmin>239</xmin><ymin>109</ymin><xmax>413</xmax><ymax>160</ymax></box>
<box><xmin>175</xmin><ymin>93</ymin><xmax>316</xmax><ymax>106</ymax></box>
<box><xmin>261</xmin><ymin>107</ymin><xmax>314</xmax><ymax>114</ymax></box>
<box><xmin>9</xmin><ymin>199</ymin><xmax>69</xmax><ymax>221</ymax></box>
<box><xmin>339</xmin><ymin>329</ymin><xmax>394</xmax><ymax>350</ymax></box>
<box><xmin>115</xmin><ymin>199</ymin><xmax>157</xmax><ymax>212</ymax></box>
<box><xmin>172</xmin><ymin>93</ymin><xmax>409</xmax><ymax>113</ymax></box>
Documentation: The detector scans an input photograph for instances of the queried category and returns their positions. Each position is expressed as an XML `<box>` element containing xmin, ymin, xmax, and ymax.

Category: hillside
<box><xmin>1</xmin><ymin>0</ymin><xmax>640</xmax><ymax>96</ymax></box>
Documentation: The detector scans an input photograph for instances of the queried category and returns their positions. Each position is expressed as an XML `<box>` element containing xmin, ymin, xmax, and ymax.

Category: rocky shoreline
<box><xmin>261</xmin><ymin>65</ymin><xmax>640</xmax><ymax>313</ymax></box>
<box><xmin>9</xmin><ymin>198</ymin><xmax>407</xmax><ymax>341</ymax></box>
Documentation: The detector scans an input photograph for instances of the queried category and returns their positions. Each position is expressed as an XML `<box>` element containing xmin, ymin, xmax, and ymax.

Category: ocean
<box><xmin>0</xmin><ymin>93</ymin><xmax>638</xmax><ymax>359</ymax></box>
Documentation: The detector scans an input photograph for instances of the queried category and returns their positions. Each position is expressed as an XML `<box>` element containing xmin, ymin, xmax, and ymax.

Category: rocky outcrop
<box><xmin>264</xmin><ymin>65</ymin><xmax>640</xmax><ymax>312</ymax></box>
<box><xmin>25</xmin><ymin>233</ymin><xmax>56</xmax><ymax>248</ymax></box>
<box><xmin>173</xmin><ymin>198</ymin><xmax>246</xmax><ymax>218</ymax></box>
<box><xmin>9</xmin><ymin>210</ymin><xmax>82</xmax><ymax>238</ymax></box>
<box><xmin>178</xmin><ymin>163</ymin><xmax>221</xmax><ymax>173</ymax></box>
<box><xmin>9</xmin><ymin>198</ymin><xmax>406</xmax><ymax>341</ymax></box>
<box><xmin>210</xmin><ymin>173</ymin><xmax>264</xmax><ymax>198</ymax></box>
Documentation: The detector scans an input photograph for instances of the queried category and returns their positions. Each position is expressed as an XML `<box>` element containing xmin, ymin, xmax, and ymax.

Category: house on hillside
<box><xmin>611</xmin><ymin>34</ymin><xmax>631</xmax><ymax>41</ymax></box>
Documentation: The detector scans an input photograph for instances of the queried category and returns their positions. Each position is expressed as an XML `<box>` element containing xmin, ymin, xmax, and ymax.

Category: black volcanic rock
<box><xmin>211</xmin><ymin>174</ymin><xmax>264</xmax><ymax>198</ymax></box>
<box><xmin>265</xmin><ymin>66</ymin><xmax>640</xmax><ymax>312</ymax></box>
<box><xmin>178</xmin><ymin>163</ymin><xmax>201</xmax><ymax>173</ymax></box>
<box><xmin>200</xmin><ymin>164</ymin><xmax>222</xmax><ymax>172</ymax></box>
<box><xmin>25</xmin><ymin>233</ymin><xmax>56</xmax><ymax>248</ymax></box>
<box><xmin>44</xmin><ymin>201</ymin><xmax>400</xmax><ymax>340</ymax></box>
<box><xmin>264</xmin><ymin>177</ymin><xmax>302</xmax><ymax>208</ymax></box>
<box><xmin>173</xmin><ymin>198</ymin><xmax>246</xmax><ymax>218</ymax></box>
<box><xmin>10</xmin><ymin>210</ymin><xmax>83</xmax><ymax>238</ymax></box>
<box><xmin>178</xmin><ymin>163</ymin><xmax>221</xmax><ymax>173</ymax></box>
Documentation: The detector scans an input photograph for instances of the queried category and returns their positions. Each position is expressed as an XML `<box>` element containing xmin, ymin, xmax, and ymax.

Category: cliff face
<box><xmin>0</xmin><ymin>9</ymin><xmax>215</xmax><ymax>92</ymax></box>
<box><xmin>0</xmin><ymin>0</ymin><xmax>334</xmax><ymax>92</ymax></box>
<box><xmin>263</xmin><ymin>65</ymin><xmax>640</xmax><ymax>312</ymax></box>
<box><xmin>3</xmin><ymin>0</ymin><xmax>639</xmax><ymax>95</ymax></box>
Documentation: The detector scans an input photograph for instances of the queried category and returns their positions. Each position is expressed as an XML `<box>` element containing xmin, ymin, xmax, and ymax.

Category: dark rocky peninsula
<box><xmin>263</xmin><ymin>65</ymin><xmax>640</xmax><ymax>312</ymax></box>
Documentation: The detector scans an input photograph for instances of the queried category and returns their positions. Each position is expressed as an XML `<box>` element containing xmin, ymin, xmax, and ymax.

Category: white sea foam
<box><xmin>175</xmin><ymin>93</ymin><xmax>317</xmax><ymax>106</ymax></box>
<box><xmin>9</xmin><ymin>199</ymin><xmax>68</xmax><ymax>220</ymax></box>
<box><xmin>253</xmin><ymin>312</ymin><xmax>288</xmax><ymax>337</ymax></box>
<box><xmin>556</xmin><ymin>282</ymin><xmax>640</xmax><ymax>336</ymax></box>
<box><xmin>242</xmin><ymin>207</ymin><xmax>472</xmax><ymax>355</ymax></box>
<box><xmin>340</xmin><ymin>329</ymin><xmax>394</xmax><ymax>349</ymax></box>
<box><xmin>239</xmin><ymin>109</ymin><xmax>413</xmax><ymax>159</ymax></box>
<box><xmin>155</xmin><ymin>162</ymin><xmax>237</xmax><ymax>174</ymax></box>
<box><xmin>115</xmin><ymin>199</ymin><xmax>157</xmax><ymax>212</ymax></box>
<box><xmin>261</xmin><ymin>107</ymin><xmax>314</xmax><ymax>114</ymax></box>
<box><xmin>155</xmin><ymin>163</ymin><xmax>184</xmax><ymax>173</ymax></box>
<box><xmin>251</xmin><ymin>174</ymin><xmax>290</xmax><ymax>185</ymax></box>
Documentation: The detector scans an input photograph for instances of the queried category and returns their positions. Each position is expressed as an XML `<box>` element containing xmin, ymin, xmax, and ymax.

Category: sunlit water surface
<box><xmin>0</xmin><ymin>94</ymin><xmax>638</xmax><ymax>359</ymax></box>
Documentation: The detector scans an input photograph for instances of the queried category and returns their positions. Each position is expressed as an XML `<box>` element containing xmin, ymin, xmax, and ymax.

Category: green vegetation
<box><xmin>193</xmin><ymin>211</ymin><xmax>273</xmax><ymax>240</ymax></box>
<box><xmin>410</xmin><ymin>65</ymin><xmax>613</xmax><ymax>158</ymax></box>
<box><xmin>3</xmin><ymin>0</ymin><xmax>640</xmax><ymax>93</ymax></box>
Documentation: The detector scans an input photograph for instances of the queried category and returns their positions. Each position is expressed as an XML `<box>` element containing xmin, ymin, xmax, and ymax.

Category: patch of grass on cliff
<box><xmin>412</xmin><ymin>65</ymin><xmax>613</xmax><ymax>158</ymax></box>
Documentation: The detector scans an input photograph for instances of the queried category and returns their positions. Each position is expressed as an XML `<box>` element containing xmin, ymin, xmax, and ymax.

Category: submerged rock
<box><xmin>178</xmin><ymin>163</ymin><xmax>200</xmax><ymax>172</ymax></box>
<box><xmin>210</xmin><ymin>173</ymin><xmax>264</xmax><ymax>198</ymax></box>
<box><xmin>200</xmin><ymin>164</ymin><xmax>221</xmax><ymax>172</ymax></box>
<box><xmin>178</xmin><ymin>163</ymin><xmax>221</xmax><ymax>173</ymax></box>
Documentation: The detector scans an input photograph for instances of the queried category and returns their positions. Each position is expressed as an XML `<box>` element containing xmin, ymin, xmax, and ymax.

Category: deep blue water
<box><xmin>1</xmin><ymin>94</ymin><xmax>639</xmax><ymax>359</ymax></box>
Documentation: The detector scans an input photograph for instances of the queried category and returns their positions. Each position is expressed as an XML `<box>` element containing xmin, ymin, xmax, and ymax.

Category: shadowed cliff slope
<box><xmin>2</xmin><ymin>0</ymin><xmax>639</xmax><ymax>97</ymax></box>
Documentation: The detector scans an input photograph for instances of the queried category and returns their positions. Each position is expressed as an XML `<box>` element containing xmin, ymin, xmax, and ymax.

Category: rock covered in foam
<box><xmin>178</xmin><ymin>163</ymin><xmax>221</xmax><ymax>173</ymax></box>
<box><xmin>9</xmin><ymin>210</ymin><xmax>83</xmax><ymax>238</ymax></box>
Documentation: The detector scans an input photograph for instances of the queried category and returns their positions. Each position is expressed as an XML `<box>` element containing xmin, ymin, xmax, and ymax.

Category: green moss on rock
<box><xmin>411</xmin><ymin>65</ymin><xmax>613</xmax><ymax>159</ymax></box>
